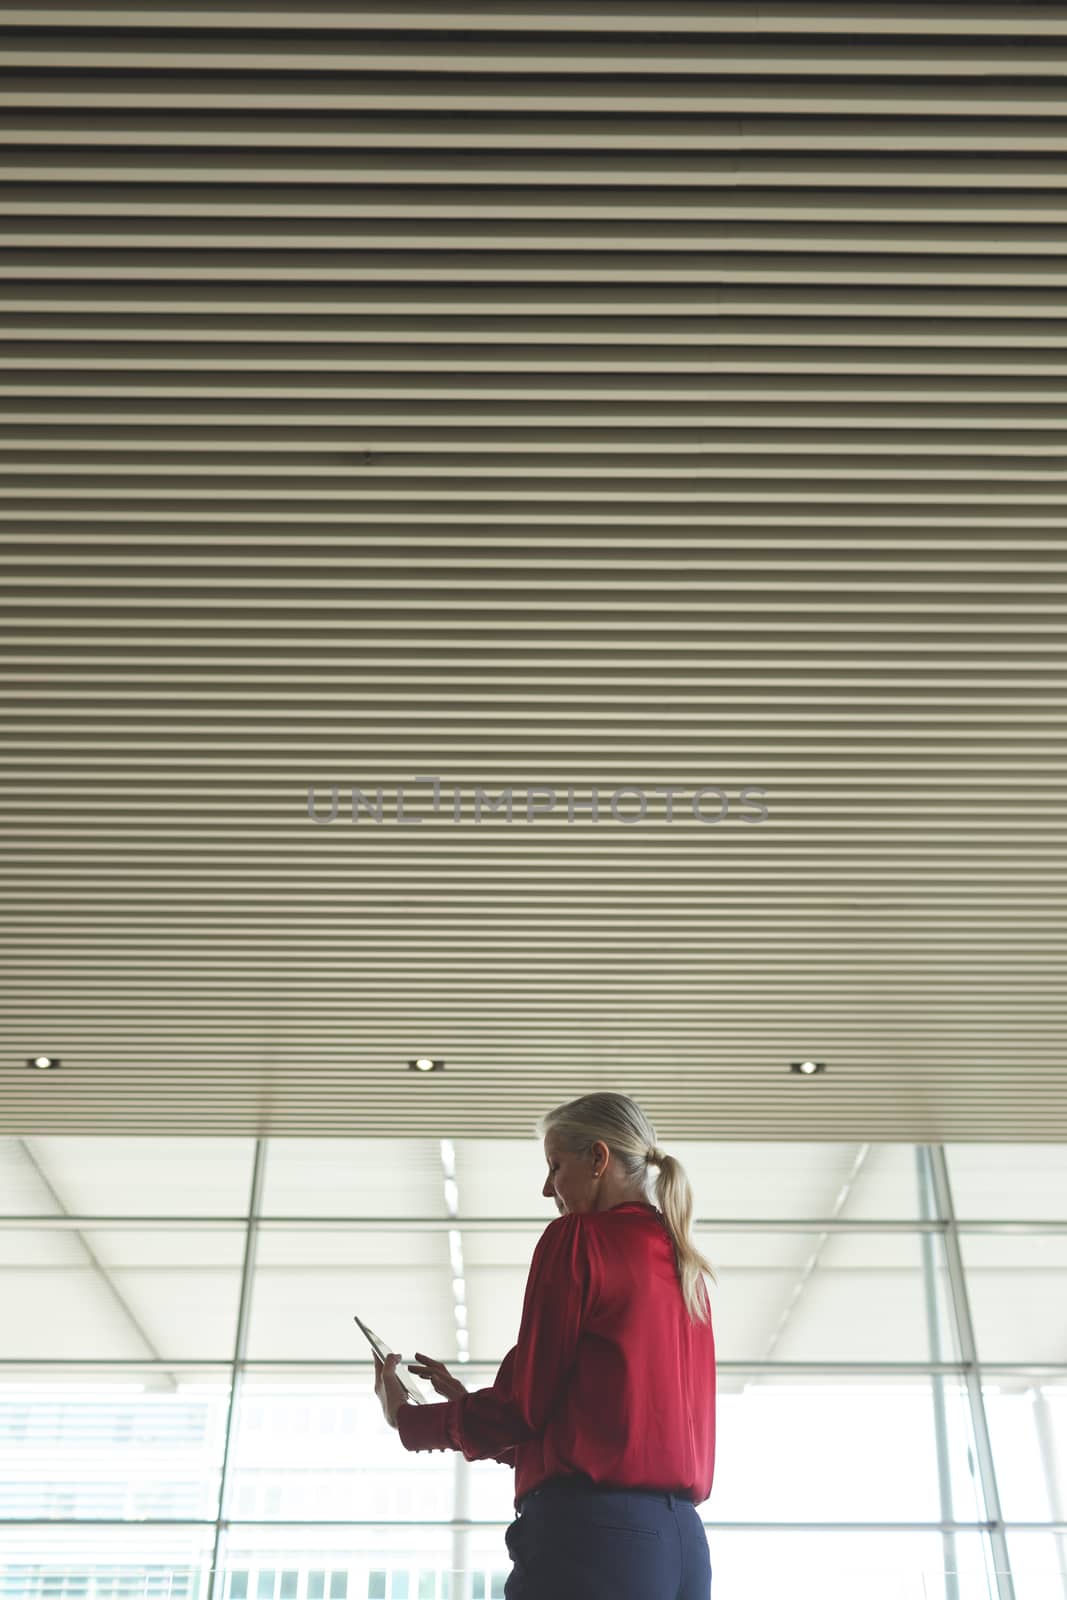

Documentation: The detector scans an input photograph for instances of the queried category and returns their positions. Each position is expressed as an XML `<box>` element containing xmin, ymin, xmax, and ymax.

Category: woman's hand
<box><xmin>372</xmin><ymin>1351</ymin><xmax>410</xmax><ymax>1430</ymax></box>
<box><xmin>406</xmin><ymin>1350</ymin><xmax>468</xmax><ymax>1401</ymax></box>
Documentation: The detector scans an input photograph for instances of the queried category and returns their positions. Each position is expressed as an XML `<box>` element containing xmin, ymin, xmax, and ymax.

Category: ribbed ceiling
<box><xmin>1</xmin><ymin>2</ymin><xmax>1066</xmax><ymax>1140</ymax></box>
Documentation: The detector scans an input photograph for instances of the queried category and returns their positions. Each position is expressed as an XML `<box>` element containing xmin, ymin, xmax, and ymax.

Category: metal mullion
<box><xmin>917</xmin><ymin>1145</ymin><xmax>961</xmax><ymax>1600</ymax></box>
<box><xmin>0</xmin><ymin>1212</ymin><xmax>959</xmax><ymax>1230</ymax></box>
<box><xmin>9</xmin><ymin>1358</ymin><xmax>1067</xmax><ymax>1374</ymax></box>
<box><xmin>930</xmin><ymin>1145</ymin><xmax>1016</xmax><ymax>1600</ymax></box>
<box><xmin>5</xmin><ymin>1212</ymin><xmax>1067</xmax><ymax>1233</ymax></box>
<box><xmin>7</xmin><ymin>1516</ymin><xmax>1067</xmax><ymax>1533</ymax></box>
<box><xmin>206</xmin><ymin>1136</ymin><xmax>265</xmax><ymax>1600</ymax></box>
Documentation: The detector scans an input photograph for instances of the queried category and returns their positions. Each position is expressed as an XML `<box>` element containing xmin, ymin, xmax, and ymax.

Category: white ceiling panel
<box><xmin>10</xmin><ymin>1136</ymin><xmax>255</xmax><ymax>1215</ymax></box>
<box><xmin>653</xmin><ymin>1140</ymin><xmax>928</xmax><ymax>1219</ymax></box>
<box><xmin>455</xmin><ymin>1138</ymin><xmax>566</xmax><ymax>1217</ymax></box>
<box><xmin>960</xmin><ymin>1233</ymin><xmax>1067</xmax><ymax>1365</ymax></box>
<box><xmin>261</xmin><ymin>1137</ymin><xmax>447</xmax><ymax>1216</ymax></box>
<box><xmin>708</xmin><ymin>1232</ymin><xmax>947</xmax><ymax>1364</ymax></box>
<box><xmin>246</xmin><ymin>1254</ymin><xmax>456</xmax><ymax>1363</ymax></box>
<box><xmin>0</xmin><ymin>1234</ymin><xmax>244</xmax><ymax>1361</ymax></box>
<box><xmin>946</xmin><ymin>1145</ymin><xmax>1067</xmax><ymax>1219</ymax></box>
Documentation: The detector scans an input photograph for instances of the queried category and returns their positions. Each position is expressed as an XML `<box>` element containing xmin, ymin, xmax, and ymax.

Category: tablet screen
<box><xmin>353</xmin><ymin>1314</ymin><xmax>426</xmax><ymax>1404</ymax></box>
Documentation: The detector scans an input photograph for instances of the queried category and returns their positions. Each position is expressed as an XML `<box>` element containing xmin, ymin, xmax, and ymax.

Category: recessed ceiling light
<box><xmin>27</xmin><ymin>1056</ymin><xmax>60</xmax><ymax>1071</ymax></box>
<box><xmin>790</xmin><ymin>1060</ymin><xmax>825</xmax><ymax>1075</ymax></box>
<box><xmin>408</xmin><ymin>1057</ymin><xmax>444</xmax><ymax>1072</ymax></box>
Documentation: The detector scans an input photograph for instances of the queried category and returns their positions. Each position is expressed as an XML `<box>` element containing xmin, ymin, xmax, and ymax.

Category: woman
<box><xmin>374</xmin><ymin>1091</ymin><xmax>717</xmax><ymax>1599</ymax></box>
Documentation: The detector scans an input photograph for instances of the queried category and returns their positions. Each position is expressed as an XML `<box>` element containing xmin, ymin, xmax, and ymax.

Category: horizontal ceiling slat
<box><xmin>8</xmin><ymin>192</ymin><xmax>1067</xmax><ymax>226</ymax></box>
<box><xmin>4</xmin><ymin>830</ymin><xmax>1067</xmax><ymax>845</ymax></box>
<box><xmin>5</xmin><ymin>530</ymin><xmax>1067</xmax><ymax>545</ymax></box>
<box><xmin>2</xmin><ymin>461</ymin><xmax>1066</xmax><ymax>479</ymax></box>
<box><xmin>11</xmin><ymin>224</ymin><xmax>1067</xmax><ymax>253</ymax></box>
<box><xmin>2</xmin><ymin>320</ymin><xmax>1067</xmax><ymax>342</ymax></box>
<box><xmin>3</xmin><ymin>112</ymin><xmax>1066</xmax><ymax>151</ymax></box>
<box><xmin>1</xmin><ymin>431</ymin><xmax>1062</xmax><ymax>456</ymax></box>
<box><xmin>3</xmin><ymin>484</ymin><xmax>1067</xmax><ymax>503</ymax></box>
<box><xmin>4</xmin><ymin>288</ymin><xmax>1066</xmax><ymax>317</ymax></box>
<box><xmin>6</xmin><ymin>85</ymin><xmax>1067</xmax><ymax>119</ymax></box>
<box><xmin>2</xmin><ymin>851</ymin><xmax>1067</xmax><ymax>876</ymax></box>
<box><xmin>5</xmin><ymin>41</ymin><xmax>1067</xmax><ymax>75</ymax></box>
<box><xmin>8</xmin><ymin>966</ymin><xmax>1067</xmax><ymax>979</ymax></box>
<box><xmin>6</xmin><ymin>255</ymin><xmax>1067</xmax><ymax>285</ymax></box>
<box><xmin>3</xmin><ymin>413</ymin><xmax>1060</xmax><ymax>432</ymax></box>
<box><xmin>4</xmin><ymin>380</ymin><xmax>1067</xmax><ymax>402</ymax></box>
<box><xmin>3</xmin><ymin>495</ymin><xmax>1067</xmax><ymax>516</ymax></box>
<box><xmin>4</xmin><ymin>354</ymin><xmax>1067</xmax><ymax>378</ymax></box>
<box><xmin>5</xmin><ymin>154</ymin><xmax>1067</xmax><ymax>187</ymax></box>
<box><xmin>6</xmin><ymin>3</ymin><xmax>1067</xmax><ymax>36</ymax></box>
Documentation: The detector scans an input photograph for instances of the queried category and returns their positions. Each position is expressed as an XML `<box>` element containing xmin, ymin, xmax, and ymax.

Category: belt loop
<box><xmin>667</xmin><ymin>1491</ymin><xmax>676</xmax><ymax>1509</ymax></box>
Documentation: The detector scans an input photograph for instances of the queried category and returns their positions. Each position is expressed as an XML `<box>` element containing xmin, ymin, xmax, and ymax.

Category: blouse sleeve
<box><xmin>397</xmin><ymin>1211</ymin><xmax>592</xmax><ymax>1462</ymax></box>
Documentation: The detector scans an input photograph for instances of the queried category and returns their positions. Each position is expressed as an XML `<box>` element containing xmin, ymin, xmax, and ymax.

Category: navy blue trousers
<box><xmin>503</xmin><ymin>1474</ymin><xmax>712</xmax><ymax>1600</ymax></box>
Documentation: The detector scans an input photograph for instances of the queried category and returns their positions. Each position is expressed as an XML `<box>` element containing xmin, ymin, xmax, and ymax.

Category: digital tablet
<box><xmin>353</xmin><ymin>1313</ymin><xmax>426</xmax><ymax>1405</ymax></box>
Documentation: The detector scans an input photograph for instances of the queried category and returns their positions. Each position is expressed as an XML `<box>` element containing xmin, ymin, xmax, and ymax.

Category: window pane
<box><xmin>959</xmin><ymin>1234</ymin><xmax>1067</xmax><ymax>1362</ymax></box>
<box><xmin>946</xmin><ymin>1146</ymin><xmax>1067</xmax><ymax>1221</ymax></box>
<box><xmin>247</xmin><ymin>1230</ymin><xmax>454</xmax><ymax>1362</ymax></box>
<box><xmin>217</xmin><ymin>1530</ymin><xmax>457</xmax><ymax>1600</ymax></box>
<box><xmin>0</xmin><ymin>1368</ymin><xmax>229</xmax><ymax>1521</ymax></box>
<box><xmin>0</xmin><ymin>1228</ymin><xmax>245</xmax><ymax>1360</ymax></box>
<box><xmin>0</xmin><ymin>1525</ymin><xmax>214</xmax><ymax>1598</ymax></box>
<box><xmin>711</xmin><ymin>1375</ymin><xmax>981</xmax><ymax>1524</ymax></box>
<box><xmin>1005</xmin><ymin>1532</ymin><xmax>1067</xmax><ymax>1600</ymax></box>
<box><xmin>985</xmin><ymin>1383</ymin><xmax>1067</xmax><ymax>1521</ymax></box>
<box><xmin>227</xmin><ymin>1375</ymin><xmax>452</xmax><ymax>1525</ymax></box>
<box><xmin>460</xmin><ymin>1227</ymin><xmax>550</xmax><ymax>1359</ymax></box>
<box><xmin>0</xmin><ymin>1136</ymin><xmax>255</xmax><ymax>1218</ymax></box>
<box><xmin>262</xmin><ymin>1141</ymin><xmax>445</xmax><ymax>1218</ymax></box>
<box><xmin>700</xmin><ymin>1230</ymin><xmax>958</xmax><ymax>1363</ymax></box>
<box><xmin>707</xmin><ymin>1529</ymin><xmax>994</xmax><ymax>1600</ymax></box>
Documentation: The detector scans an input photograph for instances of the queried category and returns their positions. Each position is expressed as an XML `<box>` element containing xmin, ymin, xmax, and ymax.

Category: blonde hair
<box><xmin>536</xmin><ymin>1091</ymin><xmax>716</xmax><ymax>1327</ymax></box>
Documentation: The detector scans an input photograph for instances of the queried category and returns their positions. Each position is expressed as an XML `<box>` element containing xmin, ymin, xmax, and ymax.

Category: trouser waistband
<box><xmin>517</xmin><ymin>1474</ymin><xmax>691</xmax><ymax>1515</ymax></box>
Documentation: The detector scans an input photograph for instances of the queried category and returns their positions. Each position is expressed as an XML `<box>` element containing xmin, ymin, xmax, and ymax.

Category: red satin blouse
<box><xmin>396</xmin><ymin>1199</ymin><xmax>716</xmax><ymax>1509</ymax></box>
